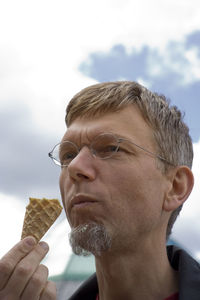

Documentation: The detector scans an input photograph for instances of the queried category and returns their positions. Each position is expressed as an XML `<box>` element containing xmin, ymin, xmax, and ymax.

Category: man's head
<box><xmin>66</xmin><ymin>81</ymin><xmax>193</xmax><ymax>168</ymax></box>
<box><xmin>64</xmin><ymin>81</ymin><xmax>193</xmax><ymax>240</ymax></box>
<box><xmin>57</xmin><ymin>81</ymin><xmax>194</xmax><ymax>256</ymax></box>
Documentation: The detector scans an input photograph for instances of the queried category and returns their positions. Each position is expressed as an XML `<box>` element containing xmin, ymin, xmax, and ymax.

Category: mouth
<box><xmin>70</xmin><ymin>194</ymin><xmax>99</xmax><ymax>210</ymax></box>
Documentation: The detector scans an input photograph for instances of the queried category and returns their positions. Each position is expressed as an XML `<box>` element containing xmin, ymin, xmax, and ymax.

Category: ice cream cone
<box><xmin>21</xmin><ymin>197</ymin><xmax>63</xmax><ymax>242</ymax></box>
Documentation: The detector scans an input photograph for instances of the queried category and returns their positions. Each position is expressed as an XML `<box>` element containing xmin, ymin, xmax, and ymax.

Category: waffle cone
<box><xmin>21</xmin><ymin>197</ymin><xmax>63</xmax><ymax>242</ymax></box>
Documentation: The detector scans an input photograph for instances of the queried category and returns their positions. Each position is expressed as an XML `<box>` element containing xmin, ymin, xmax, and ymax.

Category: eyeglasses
<box><xmin>48</xmin><ymin>132</ymin><xmax>173</xmax><ymax>167</ymax></box>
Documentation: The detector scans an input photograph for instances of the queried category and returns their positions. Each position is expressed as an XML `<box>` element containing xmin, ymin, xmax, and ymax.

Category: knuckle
<box><xmin>12</xmin><ymin>239</ymin><xmax>35</xmax><ymax>257</ymax></box>
<box><xmin>31</xmin><ymin>273</ymin><xmax>44</xmax><ymax>287</ymax></box>
<box><xmin>19</xmin><ymin>243</ymin><xmax>33</xmax><ymax>255</ymax></box>
<box><xmin>29</xmin><ymin>264</ymin><xmax>49</xmax><ymax>288</ymax></box>
<box><xmin>16</xmin><ymin>263</ymin><xmax>32</xmax><ymax>277</ymax></box>
<box><xmin>0</xmin><ymin>259</ymin><xmax>13</xmax><ymax>277</ymax></box>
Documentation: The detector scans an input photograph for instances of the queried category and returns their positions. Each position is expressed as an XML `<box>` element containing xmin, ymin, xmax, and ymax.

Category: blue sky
<box><xmin>80</xmin><ymin>30</ymin><xmax>200</xmax><ymax>143</ymax></box>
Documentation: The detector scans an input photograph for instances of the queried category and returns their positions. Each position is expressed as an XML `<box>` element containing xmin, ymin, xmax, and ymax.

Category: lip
<box><xmin>70</xmin><ymin>194</ymin><xmax>99</xmax><ymax>210</ymax></box>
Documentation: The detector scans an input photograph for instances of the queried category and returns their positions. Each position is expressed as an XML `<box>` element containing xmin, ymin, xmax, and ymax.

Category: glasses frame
<box><xmin>48</xmin><ymin>132</ymin><xmax>174</xmax><ymax>167</ymax></box>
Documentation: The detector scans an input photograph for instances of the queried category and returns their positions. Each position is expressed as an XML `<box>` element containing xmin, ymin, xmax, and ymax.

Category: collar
<box><xmin>69</xmin><ymin>246</ymin><xmax>200</xmax><ymax>300</ymax></box>
<box><xmin>167</xmin><ymin>245</ymin><xmax>200</xmax><ymax>300</ymax></box>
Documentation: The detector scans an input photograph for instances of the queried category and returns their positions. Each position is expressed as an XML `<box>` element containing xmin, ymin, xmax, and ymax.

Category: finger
<box><xmin>21</xmin><ymin>264</ymin><xmax>49</xmax><ymax>300</ymax></box>
<box><xmin>3</xmin><ymin>241</ymin><xmax>49</xmax><ymax>296</ymax></box>
<box><xmin>0</xmin><ymin>237</ymin><xmax>36</xmax><ymax>290</ymax></box>
<box><xmin>40</xmin><ymin>281</ymin><xmax>57</xmax><ymax>300</ymax></box>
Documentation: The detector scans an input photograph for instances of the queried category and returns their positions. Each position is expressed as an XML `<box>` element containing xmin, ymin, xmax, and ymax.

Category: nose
<box><xmin>67</xmin><ymin>146</ymin><xmax>97</xmax><ymax>182</ymax></box>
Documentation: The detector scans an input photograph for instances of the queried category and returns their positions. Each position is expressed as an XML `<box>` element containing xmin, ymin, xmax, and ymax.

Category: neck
<box><xmin>95</xmin><ymin>244</ymin><xmax>178</xmax><ymax>300</ymax></box>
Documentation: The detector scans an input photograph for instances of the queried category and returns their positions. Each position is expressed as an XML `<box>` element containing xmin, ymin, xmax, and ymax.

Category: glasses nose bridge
<box><xmin>77</xmin><ymin>143</ymin><xmax>96</xmax><ymax>159</ymax></box>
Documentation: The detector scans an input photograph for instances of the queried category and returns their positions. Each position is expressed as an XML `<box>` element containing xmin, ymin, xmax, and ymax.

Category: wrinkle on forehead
<box><xmin>62</xmin><ymin>126</ymin><xmax>115</xmax><ymax>145</ymax></box>
<box><xmin>62</xmin><ymin>106</ymin><xmax>156</xmax><ymax>151</ymax></box>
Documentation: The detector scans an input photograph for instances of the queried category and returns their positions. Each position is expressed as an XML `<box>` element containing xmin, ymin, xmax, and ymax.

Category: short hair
<box><xmin>65</xmin><ymin>81</ymin><xmax>193</xmax><ymax>239</ymax></box>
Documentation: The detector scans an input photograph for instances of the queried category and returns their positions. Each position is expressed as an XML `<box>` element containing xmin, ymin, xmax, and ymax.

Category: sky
<box><xmin>0</xmin><ymin>0</ymin><xmax>200</xmax><ymax>276</ymax></box>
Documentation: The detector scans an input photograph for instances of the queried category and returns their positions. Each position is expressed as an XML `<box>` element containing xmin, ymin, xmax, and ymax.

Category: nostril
<box><xmin>77</xmin><ymin>173</ymin><xmax>90</xmax><ymax>179</ymax></box>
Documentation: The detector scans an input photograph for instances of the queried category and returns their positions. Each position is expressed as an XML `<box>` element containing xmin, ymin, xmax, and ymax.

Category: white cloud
<box><xmin>0</xmin><ymin>48</ymin><xmax>97</xmax><ymax>139</ymax></box>
<box><xmin>1</xmin><ymin>0</ymin><xmax>200</xmax><ymax>55</ymax></box>
<box><xmin>0</xmin><ymin>193</ymin><xmax>24</xmax><ymax>258</ymax></box>
<box><xmin>0</xmin><ymin>0</ymin><xmax>199</xmax><ymax>137</ymax></box>
<box><xmin>184</xmin><ymin>48</ymin><xmax>200</xmax><ymax>82</ymax></box>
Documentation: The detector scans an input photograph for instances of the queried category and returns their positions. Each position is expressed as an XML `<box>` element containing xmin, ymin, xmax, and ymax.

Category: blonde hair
<box><xmin>66</xmin><ymin>81</ymin><xmax>193</xmax><ymax>238</ymax></box>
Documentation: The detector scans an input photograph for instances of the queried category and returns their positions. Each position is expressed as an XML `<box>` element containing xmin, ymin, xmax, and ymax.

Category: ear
<box><xmin>163</xmin><ymin>166</ymin><xmax>194</xmax><ymax>212</ymax></box>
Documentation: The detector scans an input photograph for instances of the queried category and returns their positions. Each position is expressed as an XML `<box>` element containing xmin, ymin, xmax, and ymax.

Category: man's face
<box><xmin>59</xmin><ymin>105</ymin><xmax>169</xmax><ymax>251</ymax></box>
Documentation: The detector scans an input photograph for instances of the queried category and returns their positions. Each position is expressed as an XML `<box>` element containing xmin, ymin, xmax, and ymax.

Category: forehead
<box><xmin>63</xmin><ymin>105</ymin><xmax>154</xmax><ymax>147</ymax></box>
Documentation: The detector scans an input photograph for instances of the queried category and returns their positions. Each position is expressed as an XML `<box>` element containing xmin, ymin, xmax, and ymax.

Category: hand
<box><xmin>0</xmin><ymin>237</ymin><xmax>56</xmax><ymax>300</ymax></box>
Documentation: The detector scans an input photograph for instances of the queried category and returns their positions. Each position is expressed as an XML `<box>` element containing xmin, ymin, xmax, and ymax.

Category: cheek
<box><xmin>59</xmin><ymin>171</ymin><xmax>71</xmax><ymax>215</ymax></box>
<box><xmin>107</xmin><ymin>165</ymin><xmax>142</xmax><ymax>197</ymax></box>
<box><xmin>106</xmin><ymin>164</ymin><xmax>164</xmax><ymax>219</ymax></box>
<box><xmin>103</xmin><ymin>169</ymin><xmax>141</xmax><ymax>219</ymax></box>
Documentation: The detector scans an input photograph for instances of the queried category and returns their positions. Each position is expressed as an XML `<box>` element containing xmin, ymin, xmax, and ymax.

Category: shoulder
<box><xmin>167</xmin><ymin>245</ymin><xmax>200</xmax><ymax>299</ymax></box>
<box><xmin>68</xmin><ymin>273</ymin><xmax>98</xmax><ymax>300</ymax></box>
<box><xmin>167</xmin><ymin>245</ymin><xmax>200</xmax><ymax>271</ymax></box>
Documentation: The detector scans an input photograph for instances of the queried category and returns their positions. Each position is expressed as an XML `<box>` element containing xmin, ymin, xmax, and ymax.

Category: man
<box><xmin>0</xmin><ymin>81</ymin><xmax>198</xmax><ymax>299</ymax></box>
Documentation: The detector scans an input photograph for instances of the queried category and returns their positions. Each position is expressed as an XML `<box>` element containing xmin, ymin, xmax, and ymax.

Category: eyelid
<box><xmin>118</xmin><ymin>139</ymin><xmax>142</xmax><ymax>154</ymax></box>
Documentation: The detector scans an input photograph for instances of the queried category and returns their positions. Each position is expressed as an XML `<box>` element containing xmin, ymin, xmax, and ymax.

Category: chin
<box><xmin>69</xmin><ymin>222</ymin><xmax>112</xmax><ymax>257</ymax></box>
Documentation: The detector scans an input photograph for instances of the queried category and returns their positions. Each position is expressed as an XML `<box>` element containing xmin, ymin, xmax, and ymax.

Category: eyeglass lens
<box><xmin>53</xmin><ymin>134</ymin><xmax>119</xmax><ymax>166</ymax></box>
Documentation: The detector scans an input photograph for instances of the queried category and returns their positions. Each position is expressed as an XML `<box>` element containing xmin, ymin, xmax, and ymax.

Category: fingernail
<box><xmin>39</xmin><ymin>241</ymin><xmax>49</xmax><ymax>251</ymax></box>
<box><xmin>24</xmin><ymin>236</ymin><xmax>36</xmax><ymax>247</ymax></box>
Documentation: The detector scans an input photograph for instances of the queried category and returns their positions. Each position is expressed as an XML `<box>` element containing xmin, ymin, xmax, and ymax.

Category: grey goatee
<box><xmin>69</xmin><ymin>222</ymin><xmax>112</xmax><ymax>256</ymax></box>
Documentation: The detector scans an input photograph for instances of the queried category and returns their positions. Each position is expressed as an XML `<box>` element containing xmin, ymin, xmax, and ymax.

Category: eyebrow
<box><xmin>63</xmin><ymin>131</ymin><xmax>144</xmax><ymax>151</ymax></box>
<box><xmin>62</xmin><ymin>129</ymin><xmax>113</xmax><ymax>143</ymax></box>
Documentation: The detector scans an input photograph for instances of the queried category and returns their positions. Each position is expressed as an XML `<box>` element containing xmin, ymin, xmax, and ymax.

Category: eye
<box><xmin>59</xmin><ymin>142</ymin><xmax>78</xmax><ymax>166</ymax></box>
<box><xmin>93</xmin><ymin>144</ymin><xmax>119</xmax><ymax>159</ymax></box>
<box><xmin>60</xmin><ymin>151</ymin><xmax>77</xmax><ymax>165</ymax></box>
<box><xmin>91</xmin><ymin>133</ymin><xmax>121</xmax><ymax>158</ymax></box>
<box><xmin>105</xmin><ymin>145</ymin><xmax>119</xmax><ymax>152</ymax></box>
